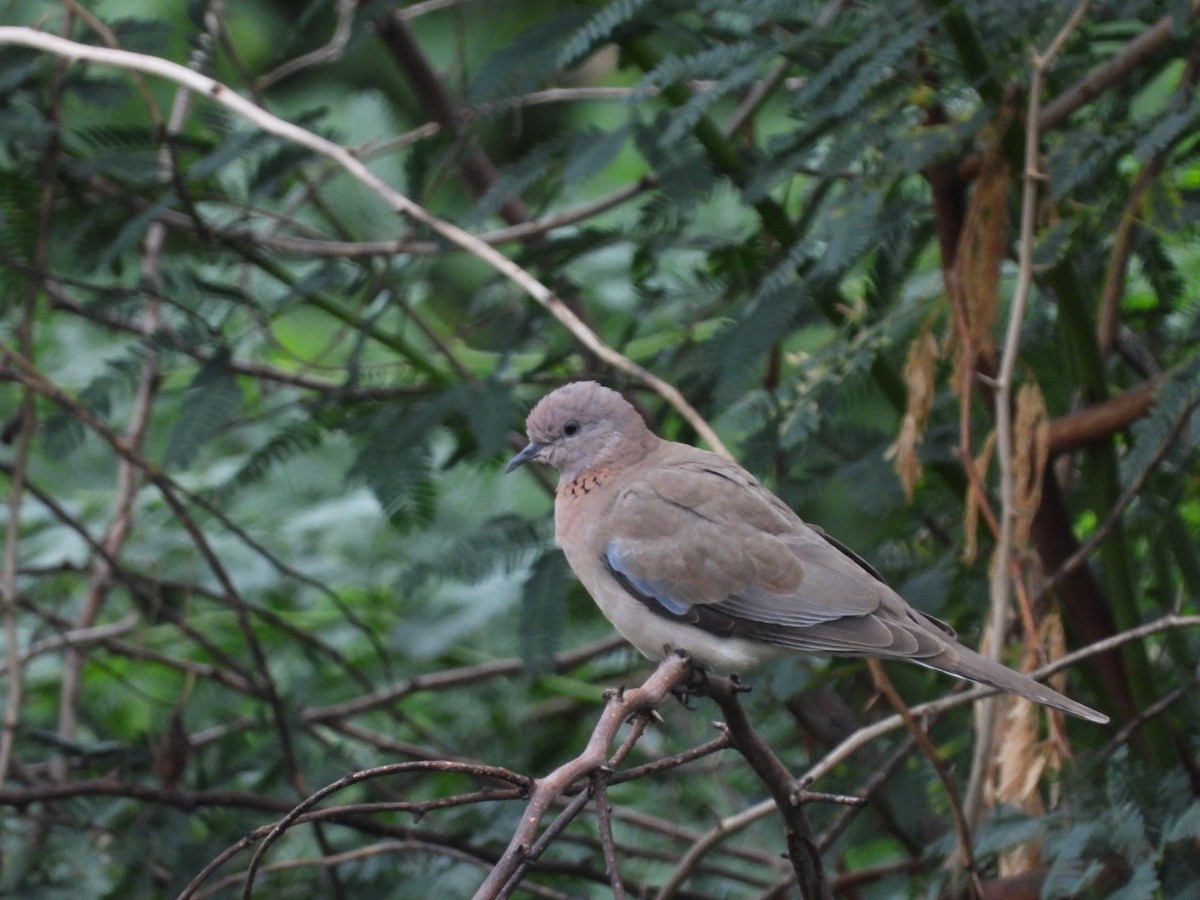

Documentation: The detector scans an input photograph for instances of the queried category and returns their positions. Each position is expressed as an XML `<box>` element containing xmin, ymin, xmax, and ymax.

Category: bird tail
<box><xmin>921</xmin><ymin>643</ymin><xmax>1109</xmax><ymax>724</ymax></box>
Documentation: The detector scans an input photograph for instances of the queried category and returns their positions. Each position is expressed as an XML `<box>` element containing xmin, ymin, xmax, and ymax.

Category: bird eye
<box><xmin>563</xmin><ymin>420</ymin><xmax>580</xmax><ymax>437</ymax></box>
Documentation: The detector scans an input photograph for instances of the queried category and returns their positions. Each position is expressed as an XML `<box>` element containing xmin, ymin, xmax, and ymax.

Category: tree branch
<box><xmin>703</xmin><ymin>676</ymin><xmax>834</xmax><ymax>900</ymax></box>
<box><xmin>472</xmin><ymin>653</ymin><xmax>691</xmax><ymax>899</ymax></box>
<box><xmin>0</xmin><ymin>26</ymin><xmax>731</xmax><ymax>458</ymax></box>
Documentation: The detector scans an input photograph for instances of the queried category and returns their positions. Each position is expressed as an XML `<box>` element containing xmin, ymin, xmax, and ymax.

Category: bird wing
<box><xmin>601</xmin><ymin>452</ymin><xmax>951</xmax><ymax>659</ymax></box>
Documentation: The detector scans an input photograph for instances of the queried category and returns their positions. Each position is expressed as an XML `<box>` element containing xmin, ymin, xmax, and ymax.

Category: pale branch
<box><xmin>499</xmin><ymin>713</ymin><xmax>654</xmax><ymax>899</ymax></box>
<box><xmin>0</xmin><ymin>339</ymin><xmax>34</xmax><ymax>784</ymax></box>
<box><xmin>966</xmin><ymin>0</ymin><xmax>1091</xmax><ymax>828</ymax></box>
<box><xmin>0</xmin><ymin>613</ymin><xmax>140</xmax><ymax>677</ymax></box>
<box><xmin>806</xmin><ymin>613</ymin><xmax>1200</xmax><ymax>786</ymax></box>
<box><xmin>0</xmin><ymin>21</ymin><xmax>62</xmax><ymax>778</ymax></box>
<box><xmin>654</xmin><ymin>796</ymin><xmax>788</xmax><ymax>900</ymax></box>
<box><xmin>471</xmin><ymin>653</ymin><xmax>692</xmax><ymax>899</ymax></box>
<box><xmin>0</xmin><ymin>349</ymin><xmax>309</xmax><ymax>793</ymax></box>
<box><xmin>74</xmin><ymin>152</ymin><xmax>652</xmax><ymax>258</ymax></box>
<box><xmin>394</xmin><ymin>0</ymin><xmax>478</xmax><ymax>21</ymax></box>
<box><xmin>0</xmin><ymin>27</ymin><xmax>730</xmax><ymax>458</ymax></box>
<box><xmin>614</xmin><ymin>803</ymin><xmax>782</xmax><ymax>871</ymax></box>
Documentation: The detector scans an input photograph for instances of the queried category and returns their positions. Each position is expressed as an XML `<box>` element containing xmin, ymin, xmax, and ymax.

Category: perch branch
<box><xmin>472</xmin><ymin>653</ymin><xmax>691</xmax><ymax>899</ymax></box>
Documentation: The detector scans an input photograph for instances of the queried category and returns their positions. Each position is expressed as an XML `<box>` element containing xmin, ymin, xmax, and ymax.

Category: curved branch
<box><xmin>807</xmin><ymin>613</ymin><xmax>1200</xmax><ymax>786</ymax></box>
<box><xmin>966</xmin><ymin>0</ymin><xmax>1091</xmax><ymax>827</ymax></box>
<box><xmin>0</xmin><ymin>27</ymin><xmax>730</xmax><ymax>457</ymax></box>
<box><xmin>472</xmin><ymin>653</ymin><xmax>692</xmax><ymax>899</ymax></box>
<box><xmin>1040</xmin><ymin>1</ymin><xmax>1200</xmax><ymax>131</ymax></box>
<box><xmin>257</xmin><ymin>0</ymin><xmax>357</xmax><ymax>89</ymax></box>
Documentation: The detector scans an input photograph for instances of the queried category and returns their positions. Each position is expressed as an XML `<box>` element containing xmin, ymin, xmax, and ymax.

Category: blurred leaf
<box><xmin>519</xmin><ymin>551</ymin><xmax>570</xmax><ymax>672</ymax></box>
<box><xmin>164</xmin><ymin>352</ymin><xmax>244</xmax><ymax>469</ymax></box>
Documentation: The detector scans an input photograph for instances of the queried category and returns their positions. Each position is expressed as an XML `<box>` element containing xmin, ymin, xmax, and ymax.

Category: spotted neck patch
<box><xmin>561</xmin><ymin>467</ymin><xmax>611</xmax><ymax>500</ymax></box>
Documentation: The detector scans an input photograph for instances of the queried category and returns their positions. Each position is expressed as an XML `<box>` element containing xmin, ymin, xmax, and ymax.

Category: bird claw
<box><xmin>671</xmin><ymin>661</ymin><xmax>710</xmax><ymax>707</ymax></box>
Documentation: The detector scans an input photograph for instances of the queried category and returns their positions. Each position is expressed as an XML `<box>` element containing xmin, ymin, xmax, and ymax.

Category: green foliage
<box><xmin>1122</xmin><ymin>356</ymin><xmax>1200</xmax><ymax>483</ymax></box>
<box><xmin>557</xmin><ymin>0</ymin><xmax>650</xmax><ymax>70</ymax></box>
<box><xmin>164</xmin><ymin>352</ymin><xmax>245</xmax><ymax>470</ymax></box>
<box><xmin>1033</xmin><ymin>750</ymin><xmax>1200</xmax><ymax>899</ymax></box>
<box><xmin>2</xmin><ymin>0</ymin><xmax>1199</xmax><ymax>896</ymax></box>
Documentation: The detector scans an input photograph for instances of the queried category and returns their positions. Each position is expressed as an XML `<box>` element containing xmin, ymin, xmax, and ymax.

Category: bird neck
<box><xmin>557</xmin><ymin>429</ymin><xmax>659</xmax><ymax>485</ymax></box>
<box><xmin>559</xmin><ymin>466</ymin><xmax>615</xmax><ymax>502</ymax></box>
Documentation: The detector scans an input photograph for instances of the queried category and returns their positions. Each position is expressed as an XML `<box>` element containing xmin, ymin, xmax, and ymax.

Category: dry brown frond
<box><xmin>888</xmin><ymin>327</ymin><xmax>940</xmax><ymax>500</ymax></box>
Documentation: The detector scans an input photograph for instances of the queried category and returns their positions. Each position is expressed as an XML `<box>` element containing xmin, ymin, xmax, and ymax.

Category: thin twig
<box><xmin>1</xmin><ymin>349</ymin><xmax>307</xmax><ymax>795</ymax></box>
<box><xmin>807</xmin><ymin>613</ymin><xmax>1200</xmax><ymax>787</ymax></box>
<box><xmin>1039</xmin><ymin>0</ymin><xmax>1200</xmax><ymax>131</ymax></box>
<box><xmin>592</xmin><ymin>773</ymin><xmax>626</xmax><ymax>900</ymax></box>
<box><xmin>472</xmin><ymin>654</ymin><xmax>691</xmax><ymax>899</ymax></box>
<box><xmin>258</xmin><ymin>0</ymin><xmax>357</xmax><ymax>89</ymax></box>
<box><xmin>0</xmin><ymin>5</ymin><xmax>71</xmax><ymax>781</ymax></box>
<box><xmin>965</xmin><ymin>0</ymin><xmax>1091</xmax><ymax>828</ymax></box>
<box><xmin>1100</xmin><ymin>673</ymin><xmax>1198</xmax><ymax>758</ymax></box>
<box><xmin>867</xmin><ymin>660</ymin><xmax>981</xmax><ymax>895</ymax></box>
<box><xmin>0</xmin><ymin>26</ymin><xmax>731</xmax><ymax>458</ymax></box>
<box><xmin>239</xmin><ymin>761</ymin><xmax>530</xmax><ymax>899</ymax></box>
<box><xmin>703</xmin><ymin>677</ymin><xmax>832</xmax><ymax>900</ymax></box>
<box><xmin>816</xmin><ymin>733</ymin><xmax>920</xmax><ymax>853</ymax></box>
<box><xmin>1040</xmin><ymin>396</ymin><xmax>1199</xmax><ymax>599</ymax></box>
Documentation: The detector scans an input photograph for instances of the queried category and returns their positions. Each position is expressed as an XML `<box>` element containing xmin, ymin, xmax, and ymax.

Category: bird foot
<box><xmin>671</xmin><ymin>661</ymin><xmax>710</xmax><ymax>707</ymax></box>
<box><xmin>728</xmin><ymin>673</ymin><xmax>752</xmax><ymax>694</ymax></box>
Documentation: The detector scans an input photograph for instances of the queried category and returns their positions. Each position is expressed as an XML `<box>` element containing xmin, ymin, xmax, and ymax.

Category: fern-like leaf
<box><xmin>165</xmin><ymin>352</ymin><xmax>245</xmax><ymax>470</ymax></box>
<box><xmin>404</xmin><ymin>514</ymin><xmax>550</xmax><ymax>592</ymax></box>
<box><xmin>1122</xmin><ymin>356</ymin><xmax>1200</xmax><ymax>484</ymax></box>
<box><xmin>468</xmin><ymin>9</ymin><xmax>594</xmax><ymax>104</ymax></box>
<box><xmin>556</xmin><ymin>0</ymin><xmax>650</xmax><ymax>71</ymax></box>
<box><xmin>349</xmin><ymin>401</ymin><xmax>447</xmax><ymax>531</ymax></box>
<box><xmin>519</xmin><ymin>550</ymin><xmax>570</xmax><ymax>672</ymax></box>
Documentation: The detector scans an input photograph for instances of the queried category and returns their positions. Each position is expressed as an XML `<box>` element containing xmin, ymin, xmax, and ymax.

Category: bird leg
<box><xmin>728</xmin><ymin>673</ymin><xmax>752</xmax><ymax>694</ymax></box>
<box><xmin>668</xmin><ymin>651</ymin><xmax>708</xmax><ymax>707</ymax></box>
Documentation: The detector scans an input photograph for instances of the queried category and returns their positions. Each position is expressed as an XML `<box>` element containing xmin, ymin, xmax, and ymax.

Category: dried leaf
<box><xmin>1012</xmin><ymin>381</ymin><xmax>1050</xmax><ymax>550</ymax></box>
<box><xmin>990</xmin><ymin>611</ymin><xmax>1069</xmax><ymax>876</ymax></box>
<box><xmin>963</xmin><ymin>430</ymin><xmax>996</xmax><ymax>565</ymax></box>
<box><xmin>950</xmin><ymin>141</ymin><xmax>1010</xmax><ymax>394</ymax></box>
<box><xmin>887</xmin><ymin>327</ymin><xmax>940</xmax><ymax>500</ymax></box>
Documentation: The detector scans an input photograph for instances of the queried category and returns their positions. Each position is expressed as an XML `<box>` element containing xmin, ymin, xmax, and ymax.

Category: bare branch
<box><xmin>703</xmin><ymin>676</ymin><xmax>833</xmax><ymax>900</ymax></box>
<box><xmin>1040</xmin><ymin>1</ymin><xmax>1200</xmax><ymax>131</ymax></box>
<box><xmin>807</xmin><ymin>613</ymin><xmax>1200</xmax><ymax>786</ymax></box>
<box><xmin>966</xmin><ymin>0</ymin><xmax>1091</xmax><ymax>827</ymax></box>
<box><xmin>472</xmin><ymin>653</ymin><xmax>691</xmax><ymax>899</ymax></box>
<box><xmin>258</xmin><ymin>0</ymin><xmax>358</xmax><ymax>89</ymax></box>
<box><xmin>0</xmin><ymin>27</ymin><xmax>730</xmax><ymax>457</ymax></box>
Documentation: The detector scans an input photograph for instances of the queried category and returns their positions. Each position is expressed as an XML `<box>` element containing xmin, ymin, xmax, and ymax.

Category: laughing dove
<box><xmin>506</xmin><ymin>381</ymin><xmax>1107</xmax><ymax>723</ymax></box>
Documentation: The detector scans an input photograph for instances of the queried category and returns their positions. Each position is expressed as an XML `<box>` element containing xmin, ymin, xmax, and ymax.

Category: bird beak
<box><xmin>504</xmin><ymin>441</ymin><xmax>545</xmax><ymax>474</ymax></box>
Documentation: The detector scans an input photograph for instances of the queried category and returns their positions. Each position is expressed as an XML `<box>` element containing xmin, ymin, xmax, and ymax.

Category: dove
<box><xmin>505</xmin><ymin>381</ymin><xmax>1107</xmax><ymax>723</ymax></box>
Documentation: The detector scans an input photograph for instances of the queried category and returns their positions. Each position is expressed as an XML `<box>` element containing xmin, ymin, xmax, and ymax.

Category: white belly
<box><xmin>583</xmin><ymin>572</ymin><xmax>785</xmax><ymax>673</ymax></box>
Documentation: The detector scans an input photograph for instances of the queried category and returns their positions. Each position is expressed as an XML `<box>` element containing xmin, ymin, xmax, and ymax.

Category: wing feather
<box><xmin>599</xmin><ymin>452</ymin><xmax>956</xmax><ymax>657</ymax></box>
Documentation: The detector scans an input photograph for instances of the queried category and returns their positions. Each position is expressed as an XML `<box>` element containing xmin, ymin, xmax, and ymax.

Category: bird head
<box><xmin>505</xmin><ymin>381</ymin><xmax>654</xmax><ymax>482</ymax></box>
